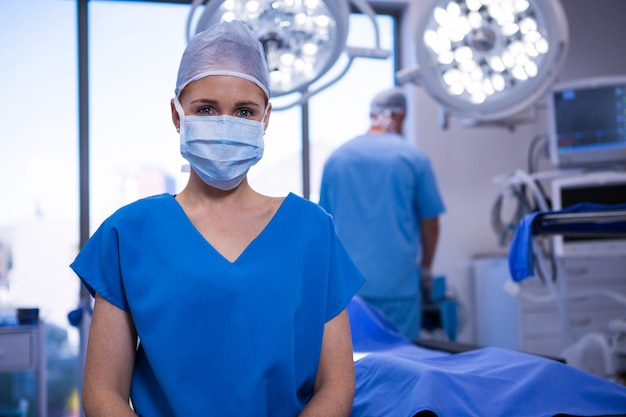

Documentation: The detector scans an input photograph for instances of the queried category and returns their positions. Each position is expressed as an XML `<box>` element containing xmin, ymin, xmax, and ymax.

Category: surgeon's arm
<box><xmin>299</xmin><ymin>309</ymin><xmax>355</xmax><ymax>417</ymax></box>
<box><xmin>83</xmin><ymin>294</ymin><xmax>138</xmax><ymax>417</ymax></box>
<box><xmin>420</xmin><ymin>216</ymin><xmax>440</xmax><ymax>271</ymax></box>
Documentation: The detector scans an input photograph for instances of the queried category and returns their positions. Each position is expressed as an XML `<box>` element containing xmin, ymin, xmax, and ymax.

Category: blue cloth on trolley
<box><xmin>348</xmin><ymin>296</ymin><xmax>626</xmax><ymax>417</ymax></box>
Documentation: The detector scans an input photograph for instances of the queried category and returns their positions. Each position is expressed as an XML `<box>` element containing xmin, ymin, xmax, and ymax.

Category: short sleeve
<box><xmin>415</xmin><ymin>155</ymin><xmax>446</xmax><ymax>220</ymax></box>
<box><xmin>70</xmin><ymin>217</ymin><xmax>130</xmax><ymax>312</ymax></box>
<box><xmin>324</xmin><ymin>215</ymin><xmax>366</xmax><ymax>321</ymax></box>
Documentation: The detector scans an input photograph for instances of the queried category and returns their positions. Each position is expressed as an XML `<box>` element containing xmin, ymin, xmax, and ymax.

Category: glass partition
<box><xmin>0</xmin><ymin>1</ymin><xmax>79</xmax><ymax>416</ymax></box>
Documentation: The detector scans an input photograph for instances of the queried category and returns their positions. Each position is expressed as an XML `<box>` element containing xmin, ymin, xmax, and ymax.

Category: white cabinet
<box><xmin>0</xmin><ymin>324</ymin><xmax>47</xmax><ymax>417</ymax></box>
<box><xmin>472</xmin><ymin>255</ymin><xmax>626</xmax><ymax>358</ymax></box>
<box><xmin>472</xmin><ymin>256</ymin><xmax>520</xmax><ymax>350</ymax></box>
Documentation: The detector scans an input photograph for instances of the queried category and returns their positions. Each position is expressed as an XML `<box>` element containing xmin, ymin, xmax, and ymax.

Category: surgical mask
<box><xmin>176</xmin><ymin>100</ymin><xmax>267</xmax><ymax>190</ymax></box>
<box><xmin>372</xmin><ymin>110</ymin><xmax>402</xmax><ymax>134</ymax></box>
<box><xmin>373</xmin><ymin>110</ymin><xmax>393</xmax><ymax>130</ymax></box>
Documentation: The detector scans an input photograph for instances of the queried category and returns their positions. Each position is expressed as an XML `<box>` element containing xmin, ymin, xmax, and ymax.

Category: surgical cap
<box><xmin>175</xmin><ymin>20</ymin><xmax>270</xmax><ymax>99</ymax></box>
<box><xmin>370</xmin><ymin>87</ymin><xmax>406</xmax><ymax>116</ymax></box>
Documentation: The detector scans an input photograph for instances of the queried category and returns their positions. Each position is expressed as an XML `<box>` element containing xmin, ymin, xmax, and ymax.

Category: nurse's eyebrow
<box><xmin>233</xmin><ymin>100</ymin><xmax>261</xmax><ymax>109</ymax></box>
<box><xmin>190</xmin><ymin>98</ymin><xmax>218</xmax><ymax>105</ymax></box>
<box><xmin>189</xmin><ymin>99</ymin><xmax>260</xmax><ymax>109</ymax></box>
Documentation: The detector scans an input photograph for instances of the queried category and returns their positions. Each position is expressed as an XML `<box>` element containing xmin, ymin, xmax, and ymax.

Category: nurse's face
<box><xmin>172</xmin><ymin>75</ymin><xmax>271</xmax><ymax>130</ymax></box>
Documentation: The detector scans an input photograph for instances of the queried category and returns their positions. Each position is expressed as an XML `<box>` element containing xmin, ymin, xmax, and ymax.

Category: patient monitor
<box><xmin>547</xmin><ymin>75</ymin><xmax>626</xmax><ymax>170</ymax></box>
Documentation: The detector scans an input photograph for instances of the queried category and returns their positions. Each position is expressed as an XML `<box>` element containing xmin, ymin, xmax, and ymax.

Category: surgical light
<box><xmin>398</xmin><ymin>0</ymin><xmax>568</xmax><ymax>127</ymax></box>
<box><xmin>187</xmin><ymin>0</ymin><xmax>389</xmax><ymax>110</ymax></box>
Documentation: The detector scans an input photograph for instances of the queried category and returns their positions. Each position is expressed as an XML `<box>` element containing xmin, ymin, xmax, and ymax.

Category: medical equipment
<box><xmin>489</xmin><ymin>74</ymin><xmax>626</xmax><ymax>381</ymax></box>
<box><xmin>491</xmin><ymin>167</ymin><xmax>552</xmax><ymax>247</ymax></box>
<box><xmin>509</xmin><ymin>204</ymin><xmax>626</xmax><ymax>380</ymax></box>
<box><xmin>490</xmin><ymin>141</ymin><xmax>626</xmax><ymax>379</ymax></box>
<box><xmin>550</xmin><ymin>171</ymin><xmax>626</xmax><ymax>257</ymax></box>
<box><xmin>547</xmin><ymin>75</ymin><xmax>626</xmax><ymax>170</ymax></box>
<box><xmin>397</xmin><ymin>0</ymin><xmax>569</xmax><ymax>129</ymax></box>
<box><xmin>491</xmin><ymin>75</ymin><xmax>626</xmax><ymax>250</ymax></box>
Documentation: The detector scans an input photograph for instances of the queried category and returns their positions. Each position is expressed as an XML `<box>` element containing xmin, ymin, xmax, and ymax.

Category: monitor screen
<box><xmin>547</xmin><ymin>76</ymin><xmax>626</xmax><ymax>169</ymax></box>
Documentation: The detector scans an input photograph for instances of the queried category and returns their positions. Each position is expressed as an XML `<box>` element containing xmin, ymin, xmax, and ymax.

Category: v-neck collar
<box><xmin>170</xmin><ymin>192</ymin><xmax>294</xmax><ymax>264</ymax></box>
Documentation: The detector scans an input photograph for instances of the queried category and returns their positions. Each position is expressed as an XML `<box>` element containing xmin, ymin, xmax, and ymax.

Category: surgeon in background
<box><xmin>319</xmin><ymin>86</ymin><xmax>445</xmax><ymax>340</ymax></box>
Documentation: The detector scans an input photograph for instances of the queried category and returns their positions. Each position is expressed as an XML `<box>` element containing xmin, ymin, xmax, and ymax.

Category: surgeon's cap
<box><xmin>175</xmin><ymin>20</ymin><xmax>270</xmax><ymax>99</ymax></box>
<box><xmin>369</xmin><ymin>86</ymin><xmax>406</xmax><ymax>116</ymax></box>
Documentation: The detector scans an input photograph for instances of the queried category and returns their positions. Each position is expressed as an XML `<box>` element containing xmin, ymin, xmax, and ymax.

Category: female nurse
<box><xmin>71</xmin><ymin>20</ymin><xmax>365</xmax><ymax>417</ymax></box>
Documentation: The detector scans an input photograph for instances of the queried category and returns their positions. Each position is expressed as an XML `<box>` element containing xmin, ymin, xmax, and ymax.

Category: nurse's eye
<box><xmin>236</xmin><ymin>108</ymin><xmax>254</xmax><ymax>118</ymax></box>
<box><xmin>196</xmin><ymin>106</ymin><xmax>216</xmax><ymax>115</ymax></box>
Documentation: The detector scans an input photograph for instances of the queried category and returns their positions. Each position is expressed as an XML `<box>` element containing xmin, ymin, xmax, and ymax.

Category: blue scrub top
<box><xmin>71</xmin><ymin>193</ymin><xmax>365</xmax><ymax>417</ymax></box>
<box><xmin>319</xmin><ymin>133</ymin><xmax>445</xmax><ymax>298</ymax></box>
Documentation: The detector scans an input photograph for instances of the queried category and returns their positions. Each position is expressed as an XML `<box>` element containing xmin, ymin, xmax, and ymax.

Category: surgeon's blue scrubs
<box><xmin>71</xmin><ymin>193</ymin><xmax>365</xmax><ymax>417</ymax></box>
<box><xmin>319</xmin><ymin>132</ymin><xmax>445</xmax><ymax>338</ymax></box>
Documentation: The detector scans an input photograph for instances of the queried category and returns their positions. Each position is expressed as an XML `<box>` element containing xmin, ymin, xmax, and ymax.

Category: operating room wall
<box><xmin>392</xmin><ymin>0</ymin><xmax>626</xmax><ymax>343</ymax></box>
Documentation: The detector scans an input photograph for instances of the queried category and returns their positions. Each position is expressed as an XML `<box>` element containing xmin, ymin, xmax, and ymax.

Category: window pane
<box><xmin>0</xmin><ymin>0</ymin><xmax>79</xmax><ymax>415</ymax></box>
<box><xmin>89</xmin><ymin>2</ymin><xmax>190</xmax><ymax>227</ymax></box>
